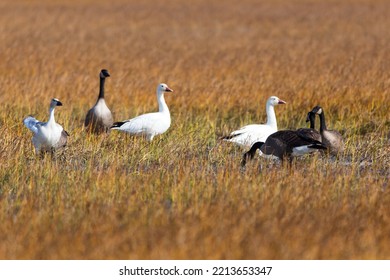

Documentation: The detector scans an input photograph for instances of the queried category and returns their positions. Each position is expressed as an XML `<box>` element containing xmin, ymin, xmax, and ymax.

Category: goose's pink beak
<box><xmin>165</xmin><ymin>87</ymin><xmax>173</xmax><ymax>93</ymax></box>
<box><xmin>278</xmin><ymin>99</ymin><xmax>286</xmax><ymax>104</ymax></box>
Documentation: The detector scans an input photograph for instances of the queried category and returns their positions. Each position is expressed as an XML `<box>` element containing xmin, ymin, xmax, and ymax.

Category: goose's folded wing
<box><xmin>222</xmin><ymin>124</ymin><xmax>274</xmax><ymax>146</ymax></box>
<box><xmin>23</xmin><ymin>116</ymin><xmax>42</xmax><ymax>134</ymax></box>
<box><xmin>84</xmin><ymin>108</ymin><xmax>94</xmax><ymax>127</ymax></box>
<box><xmin>112</xmin><ymin>113</ymin><xmax>160</xmax><ymax>134</ymax></box>
<box><xmin>272</xmin><ymin>130</ymin><xmax>322</xmax><ymax>146</ymax></box>
<box><xmin>296</xmin><ymin>128</ymin><xmax>322</xmax><ymax>142</ymax></box>
<box><xmin>54</xmin><ymin>129</ymin><xmax>69</xmax><ymax>148</ymax></box>
<box><xmin>227</xmin><ymin>124</ymin><xmax>258</xmax><ymax>137</ymax></box>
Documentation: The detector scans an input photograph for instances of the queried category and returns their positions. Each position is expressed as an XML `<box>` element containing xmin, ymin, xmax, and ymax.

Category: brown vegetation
<box><xmin>0</xmin><ymin>0</ymin><xmax>389</xmax><ymax>259</ymax></box>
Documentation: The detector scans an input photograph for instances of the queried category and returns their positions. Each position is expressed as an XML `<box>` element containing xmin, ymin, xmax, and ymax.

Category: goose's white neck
<box><xmin>265</xmin><ymin>103</ymin><xmax>277</xmax><ymax>129</ymax></box>
<box><xmin>48</xmin><ymin>106</ymin><xmax>56</xmax><ymax>125</ymax></box>
<box><xmin>157</xmin><ymin>90</ymin><xmax>169</xmax><ymax>114</ymax></box>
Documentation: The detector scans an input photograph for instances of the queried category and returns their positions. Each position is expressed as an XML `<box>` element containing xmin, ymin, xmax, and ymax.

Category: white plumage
<box><xmin>23</xmin><ymin>98</ymin><xmax>69</xmax><ymax>154</ymax></box>
<box><xmin>222</xmin><ymin>96</ymin><xmax>286</xmax><ymax>147</ymax></box>
<box><xmin>111</xmin><ymin>83</ymin><xmax>173</xmax><ymax>141</ymax></box>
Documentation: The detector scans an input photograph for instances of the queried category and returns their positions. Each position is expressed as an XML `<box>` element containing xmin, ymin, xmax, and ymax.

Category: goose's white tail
<box><xmin>23</xmin><ymin>116</ymin><xmax>40</xmax><ymax>134</ymax></box>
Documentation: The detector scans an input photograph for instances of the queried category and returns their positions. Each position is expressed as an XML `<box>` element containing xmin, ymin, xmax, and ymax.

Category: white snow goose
<box><xmin>221</xmin><ymin>96</ymin><xmax>286</xmax><ymax>147</ymax></box>
<box><xmin>85</xmin><ymin>69</ymin><xmax>113</xmax><ymax>134</ymax></box>
<box><xmin>310</xmin><ymin>106</ymin><xmax>344</xmax><ymax>155</ymax></box>
<box><xmin>111</xmin><ymin>83</ymin><xmax>173</xmax><ymax>141</ymax></box>
<box><xmin>242</xmin><ymin>129</ymin><xmax>327</xmax><ymax>166</ymax></box>
<box><xmin>23</xmin><ymin>98</ymin><xmax>69</xmax><ymax>155</ymax></box>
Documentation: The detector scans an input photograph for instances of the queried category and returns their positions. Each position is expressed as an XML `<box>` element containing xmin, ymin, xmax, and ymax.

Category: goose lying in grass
<box><xmin>85</xmin><ymin>69</ymin><xmax>113</xmax><ymax>134</ymax></box>
<box><xmin>242</xmin><ymin>129</ymin><xmax>327</xmax><ymax>166</ymax></box>
<box><xmin>111</xmin><ymin>83</ymin><xmax>173</xmax><ymax>141</ymax></box>
<box><xmin>310</xmin><ymin>106</ymin><xmax>344</xmax><ymax>155</ymax></box>
<box><xmin>243</xmin><ymin>107</ymin><xmax>321</xmax><ymax>160</ymax></box>
<box><xmin>23</xmin><ymin>98</ymin><xmax>69</xmax><ymax>155</ymax></box>
<box><xmin>221</xmin><ymin>96</ymin><xmax>286</xmax><ymax>147</ymax></box>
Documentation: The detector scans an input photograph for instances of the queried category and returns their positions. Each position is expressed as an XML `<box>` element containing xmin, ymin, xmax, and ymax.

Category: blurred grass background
<box><xmin>0</xmin><ymin>0</ymin><xmax>389</xmax><ymax>259</ymax></box>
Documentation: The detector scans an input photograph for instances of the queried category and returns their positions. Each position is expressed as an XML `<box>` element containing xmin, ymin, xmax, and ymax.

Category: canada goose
<box><xmin>221</xmin><ymin>96</ymin><xmax>286</xmax><ymax>147</ymax></box>
<box><xmin>310</xmin><ymin>106</ymin><xmax>344</xmax><ymax>155</ymax></box>
<box><xmin>85</xmin><ymin>69</ymin><xmax>113</xmax><ymax>134</ymax></box>
<box><xmin>111</xmin><ymin>83</ymin><xmax>173</xmax><ymax>141</ymax></box>
<box><xmin>253</xmin><ymin>111</ymin><xmax>322</xmax><ymax>159</ymax></box>
<box><xmin>23</xmin><ymin>98</ymin><xmax>69</xmax><ymax>155</ymax></box>
<box><xmin>242</xmin><ymin>130</ymin><xmax>327</xmax><ymax>166</ymax></box>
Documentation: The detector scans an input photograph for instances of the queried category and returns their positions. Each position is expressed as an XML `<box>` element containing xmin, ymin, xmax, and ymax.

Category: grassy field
<box><xmin>0</xmin><ymin>0</ymin><xmax>389</xmax><ymax>259</ymax></box>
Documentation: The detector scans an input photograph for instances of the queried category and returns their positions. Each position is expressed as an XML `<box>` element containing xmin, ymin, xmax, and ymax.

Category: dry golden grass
<box><xmin>0</xmin><ymin>0</ymin><xmax>389</xmax><ymax>259</ymax></box>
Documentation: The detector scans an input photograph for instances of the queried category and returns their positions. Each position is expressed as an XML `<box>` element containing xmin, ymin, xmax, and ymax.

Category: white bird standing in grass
<box><xmin>221</xmin><ymin>96</ymin><xmax>286</xmax><ymax>147</ymax></box>
<box><xmin>111</xmin><ymin>83</ymin><xmax>174</xmax><ymax>141</ymax></box>
<box><xmin>23</xmin><ymin>98</ymin><xmax>69</xmax><ymax>155</ymax></box>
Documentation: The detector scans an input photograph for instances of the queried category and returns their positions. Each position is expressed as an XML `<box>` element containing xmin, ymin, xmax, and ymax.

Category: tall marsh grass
<box><xmin>0</xmin><ymin>0</ymin><xmax>389</xmax><ymax>259</ymax></box>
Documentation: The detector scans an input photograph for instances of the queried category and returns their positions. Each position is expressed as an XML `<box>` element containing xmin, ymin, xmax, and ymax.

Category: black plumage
<box><xmin>242</xmin><ymin>130</ymin><xmax>327</xmax><ymax>166</ymax></box>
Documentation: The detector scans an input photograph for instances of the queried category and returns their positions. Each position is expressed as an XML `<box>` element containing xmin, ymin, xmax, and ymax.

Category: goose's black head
<box><xmin>100</xmin><ymin>69</ymin><xmax>110</xmax><ymax>78</ymax></box>
<box><xmin>241</xmin><ymin>141</ymin><xmax>265</xmax><ymax>167</ymax></box>
<box><xmin>51</xmin><ymin>98</ymin><xmax>62</xmax><ymax>107</ymax></box>
<box><xmin>310</xmin><ymin>105</ymin><xmax>323</xmax><ymax>115</ymax></box>
<box><xmin>306</xmin><ymin>111</ymin><xmax>315</xmax><ymax>122</ymax></box>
